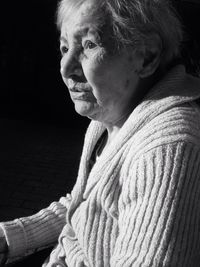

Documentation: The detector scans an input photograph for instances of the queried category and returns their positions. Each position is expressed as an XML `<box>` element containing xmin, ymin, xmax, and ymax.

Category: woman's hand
<box><xmin>0</xmin><ymin>227</ymin><xmax>8</xmax><ymax>266</ymax></box>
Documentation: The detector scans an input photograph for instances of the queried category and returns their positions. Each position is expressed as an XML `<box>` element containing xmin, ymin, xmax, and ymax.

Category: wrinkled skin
<box><xmin>60</xmin><ymin>0</ymin><xmax>143</xmax><ymax>127</ymax></box>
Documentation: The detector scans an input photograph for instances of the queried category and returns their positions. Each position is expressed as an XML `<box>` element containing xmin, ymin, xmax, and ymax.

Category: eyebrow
<box><xmin>59</xmin><ymin>26</ymin><xmax>101</xmax><ymax>44</ymax></box>
<box><xmin>60</xmin><ymin>36</ymin><xmax>68</xmax><ymax>43</ymax></box>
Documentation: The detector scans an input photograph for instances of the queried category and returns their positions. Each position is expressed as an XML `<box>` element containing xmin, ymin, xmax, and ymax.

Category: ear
<box><xmin>136</xmin><ymin>33</ymin><xmax>163</xmax><ymax>78</ymax></box>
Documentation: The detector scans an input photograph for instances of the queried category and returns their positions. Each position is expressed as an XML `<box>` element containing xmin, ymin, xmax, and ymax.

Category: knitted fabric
<box><xmin>2</xmin><ymin>65</ymin><xmax>200</xmax><ymax>266</ymax></box>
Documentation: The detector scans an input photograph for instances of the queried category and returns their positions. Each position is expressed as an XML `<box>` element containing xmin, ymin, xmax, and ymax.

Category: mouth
<box><xmin>69</xmin><ymin>86</ymin><xmax>95</xmax><ymax>102</ymax></box>
<box><xmin>68</xmin><ymin>81</ymin><xmax>91</xmax><ymax>93</ymax></box>
<box><xmin>68</xmin><ymin>83</ymin><xmax>92</xmax><ymax>93</ymax></box>
<box><xmin>69</xmin><ymin>87</ymin><xmax>89</xmax><ymax>93</ymax></box>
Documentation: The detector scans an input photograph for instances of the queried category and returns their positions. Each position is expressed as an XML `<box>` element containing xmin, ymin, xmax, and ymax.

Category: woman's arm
<box><xmin>0</xmin><ymin>195</ymin><xmax>71</xmax><ymax>263</ymax></box>
<box><xmin>111</xmin><ymin>142</ymin><xmax>200</xmax><ymax>266</ymax></box>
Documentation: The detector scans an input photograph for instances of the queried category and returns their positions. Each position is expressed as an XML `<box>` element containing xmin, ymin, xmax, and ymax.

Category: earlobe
<box><xmin>138</xmin><ymin>34</ymin><xmax>163</xmax><ymax>78</ymax></box>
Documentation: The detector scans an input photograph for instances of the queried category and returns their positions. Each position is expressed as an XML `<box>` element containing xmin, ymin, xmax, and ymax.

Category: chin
<box><xmin>74</xmin><ymin>101</ymin><xmax>99</xmax><ymax>118</ymax></box>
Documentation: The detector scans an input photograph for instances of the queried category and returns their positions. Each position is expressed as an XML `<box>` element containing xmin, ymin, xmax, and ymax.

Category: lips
<box><xmin>69</xmin><ymin>86</ymin><xmax>95</xmax><ymax>102</ymax></box>
<box><xmin>70</xmin><ymin>91</ymin><xmax>95</xmax><ymax>102</ymax></box>
<box><xmin>69</xmin><ymin>87</ymin><xmax>89</xmax><ymax>92</ymax></box>
<box><xmin>67</xmin><ymin>80</ymin><xmax>95</xmax><ymax>101</ymax></box>
<box><xmin>68</xmin><ymin>82</ymin><xmax>91</xmax><ymax>93</ymax></box>
<box><xmin>67</xmin><ymin>79</ymin><xmax>91</xmax><ymax>92</ymax></box>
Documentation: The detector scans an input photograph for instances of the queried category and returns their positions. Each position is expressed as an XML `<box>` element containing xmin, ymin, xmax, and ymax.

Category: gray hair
<box><xmin>56</xmin><ymin>0</ymin><xmax>183</xmax><ymax>68</ymax></box>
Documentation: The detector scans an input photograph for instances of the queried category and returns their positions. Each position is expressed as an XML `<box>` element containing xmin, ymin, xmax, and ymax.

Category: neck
<box><xmin>102</xmin><ymin>71</ymin><xmax>163</xmax><ymax>145</ymax></box>
<box><xmin>103</xmin><ymin>110</ymin><xmax>131</xmax><ymax>146</ymax></box>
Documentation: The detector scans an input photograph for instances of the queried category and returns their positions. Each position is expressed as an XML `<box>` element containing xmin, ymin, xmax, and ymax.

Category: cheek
<box><xmin>82</xmin><ymin>50</ymin><xmax>108</xmax><ymax>83</ymax></box>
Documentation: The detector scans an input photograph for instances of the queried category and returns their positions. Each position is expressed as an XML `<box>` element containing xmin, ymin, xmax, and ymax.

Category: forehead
<box><xmin>60</xmin><ymin>0</ymin><xmax>105</xmax><ymax>39</ymax></box>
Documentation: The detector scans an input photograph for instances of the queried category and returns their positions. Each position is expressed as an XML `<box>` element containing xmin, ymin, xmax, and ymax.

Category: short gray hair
<box><xmin>56</xmin><ymin>0</ymin><xmax>183</xmax><ymax>68</ymax></box>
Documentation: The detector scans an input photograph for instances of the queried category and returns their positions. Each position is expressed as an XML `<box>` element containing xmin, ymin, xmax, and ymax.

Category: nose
<box><xmin>60</xmin><ymin>52</ymin><xmax>83</xmax><ymax>79</ymax></box>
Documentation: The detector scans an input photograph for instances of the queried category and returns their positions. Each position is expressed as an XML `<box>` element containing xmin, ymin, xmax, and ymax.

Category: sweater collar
<box><xmin>124</xmin><ymin>65</ymin><xmax>200</xmax><ymax>134</ymax></box>
<box><xmin>92</xmin><ymin>64</ymin><xmax>200</xmax><ymax>140</ymax></box>
<box><xmin>85</xmin><ymin>64</ymin><xmax>200</xmax><ymax>180</ymax></box>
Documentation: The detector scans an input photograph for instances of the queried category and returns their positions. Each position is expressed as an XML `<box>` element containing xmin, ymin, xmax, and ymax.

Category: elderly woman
<box><xmin>1</xmin><ymin>0</ymin><xmax>200</xmax><ymax>266</ymax></box>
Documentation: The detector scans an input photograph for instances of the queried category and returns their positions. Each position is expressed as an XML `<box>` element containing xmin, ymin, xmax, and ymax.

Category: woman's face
<box><xmin>60</xmin><ymin>0</ymin><xmax>142</xmax><ymax>125</ymax></box>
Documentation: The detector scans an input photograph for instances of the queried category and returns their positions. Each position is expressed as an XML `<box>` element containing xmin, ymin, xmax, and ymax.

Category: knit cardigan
<box><xmin>2</xmin><ymin>65</ymin><xmax>200</xmax><ymax>266</ymax></box>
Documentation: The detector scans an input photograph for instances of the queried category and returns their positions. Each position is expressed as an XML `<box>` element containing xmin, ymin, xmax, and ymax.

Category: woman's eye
<box><xmin>60</xmin><ymin>46</ymin><xmax>68</xmax><ymax>55</ymax></box>
<box><xmin>84</xmin><ymin>41</ymin><xmax>97</xmax><ymax>50</ymax></box>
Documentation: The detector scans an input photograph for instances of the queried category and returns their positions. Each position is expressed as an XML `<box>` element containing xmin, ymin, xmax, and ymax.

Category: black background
<box><xmin>0</xmin><ymin>0</ymin><xmax>89</xmax><ymax>128</ymax></box>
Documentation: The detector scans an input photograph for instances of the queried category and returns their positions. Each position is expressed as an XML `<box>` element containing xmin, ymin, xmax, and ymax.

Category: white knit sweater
<box><xmin>2</xmin><ymin>65</ymin><xmax>200</xmax><ymax>266</ymax></box>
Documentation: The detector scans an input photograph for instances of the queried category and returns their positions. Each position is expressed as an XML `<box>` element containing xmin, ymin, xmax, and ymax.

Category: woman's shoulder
<box><xmin>124</xmin><ymin>101</ymin><xmax>200</xmax><ymax>164</ymax></box>
<box><xmin>145</xmin><ymin>101</ymin><xmax>200</xmax><ymax>140</ymax></box>
<box><xmin>124</xmin><ymin>66</ymin><xmax>200</xmax><ymax>153</ymax></box>
<box><xmin>153</xmin><ymin>101</ymin><xmax>200</xmax><ymax>140</ymax></box>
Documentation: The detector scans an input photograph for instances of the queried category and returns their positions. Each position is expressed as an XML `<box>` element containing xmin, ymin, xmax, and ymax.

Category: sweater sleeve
<box><xmin>0</xmin><ymin>195</ymin><xmax>71</xmax><ymax>262</ymax></box>
<box><xmin>111</xmin><ymin>142</ymin><xmax>200</xmax><ymax>267</ymax></box>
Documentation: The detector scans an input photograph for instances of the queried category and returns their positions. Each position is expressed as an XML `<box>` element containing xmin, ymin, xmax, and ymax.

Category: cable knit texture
<box><xmin>2</xmin><ymin>65</ymin><xmax>200</xmax><ymax>266</ymax></box>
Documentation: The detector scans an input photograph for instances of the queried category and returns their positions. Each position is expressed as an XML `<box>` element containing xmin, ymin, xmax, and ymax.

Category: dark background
<box><xmin>0</xmin><ymin>0</ymin><xmax>89</xmax><ymax>221</ymax></box>
<box><xmin>0</xmin><ymin>0</ymin><xmax>199</xmax><ymax>220</ymax></box>
<box><xmin>0</xmin><ymin>0</ymin><xmax>89</xmax><ymax>127</ymax></box>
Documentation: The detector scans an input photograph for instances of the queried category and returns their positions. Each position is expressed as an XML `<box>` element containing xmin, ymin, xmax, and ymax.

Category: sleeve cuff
<box><xmin>0</xmin><ymin>219</ymin><xmax>27</xmax><ymax>258</ymax></box>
